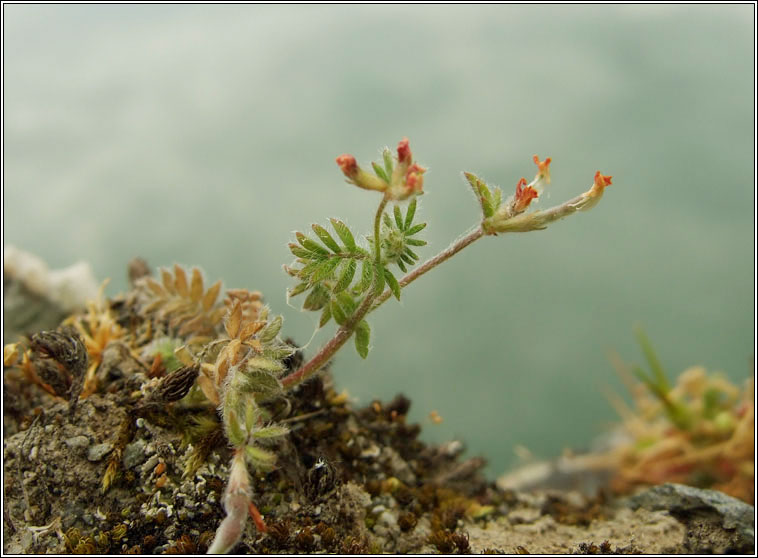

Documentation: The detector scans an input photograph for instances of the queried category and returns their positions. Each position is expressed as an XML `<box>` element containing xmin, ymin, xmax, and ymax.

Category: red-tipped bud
<box><xmin>336</xmin><ymin>154</ymin><xmax>358</xmax><ymax>178</ymax></box>
<box><xmin>514</xmin><ymin>177</ymin><xmax>538</xmax><ymax>212</ymax></box>
<box><xmin>404</xmin><ymin>163</ymin><xmax>426</xmax><ymax>195</ymax></box>
<box><xmin>397</xmin><ymin>137</ymin><xmax>412</xmax><ymax>164</ymax></box>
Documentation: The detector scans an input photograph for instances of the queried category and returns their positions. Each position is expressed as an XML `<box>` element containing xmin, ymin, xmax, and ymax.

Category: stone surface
<box><xmin>627</xmin><ymin>483</ymin><xmax>755</xmax><ymax>554</ymax></box>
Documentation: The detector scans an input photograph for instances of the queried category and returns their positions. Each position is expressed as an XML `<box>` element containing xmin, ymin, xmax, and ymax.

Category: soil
<box><xmin>3</xmin><ymin>367</ymin><xmax>754</xmax><ymax>554</ymax></box>
<box><xmin>2</xmin><ymin>263</ymin><xmax>754</xmax><ymax>555</ymax></box>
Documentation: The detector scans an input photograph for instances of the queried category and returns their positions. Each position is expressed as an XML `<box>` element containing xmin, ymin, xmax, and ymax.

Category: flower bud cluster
<box><xmin>483</xmin><ymin>160</ymin><xmax>612</xmax><ymax>234</ymax></box>
<box><xmin>336</xmin><ymin>137</ymin><xmax>426</xmax><ymax>201</ymax></box>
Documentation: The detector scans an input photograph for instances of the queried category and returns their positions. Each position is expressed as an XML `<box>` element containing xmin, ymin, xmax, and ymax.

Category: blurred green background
<box><xmin>3</xmin><ymin>5</ymin><xmax>754</xmax><ymax>476</ymax></box>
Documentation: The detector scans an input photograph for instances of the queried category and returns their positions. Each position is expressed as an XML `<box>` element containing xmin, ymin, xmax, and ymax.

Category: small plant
<box><xmin>606</xmin><ymin>329</ymin><xmax>754</xmax><ymax>504</ymax></box>
<box><xmin>203</xmin><ymin>138</ymin><xmax>612</xmax><ymax>552</ymax></box>
<box><xmin>3</xmin><ymin>138</ymin><xmax>613</xmax><ymax>554</ymax></box>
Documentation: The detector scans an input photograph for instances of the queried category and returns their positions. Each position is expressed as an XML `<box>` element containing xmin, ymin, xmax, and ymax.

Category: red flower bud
<box><xmin>397</xmin><ymin>137</ymin><xmax>412</xmax><ymax>165</ymax></box>
<box><xmin>336</xmin><ymin>154</ymin><xmax>358</xmax><ymax>178</ymax></box>
<box><xmin>404</xmin><ymin>163</ymin><xmax>426</xmax><ymax>195</ymax></box>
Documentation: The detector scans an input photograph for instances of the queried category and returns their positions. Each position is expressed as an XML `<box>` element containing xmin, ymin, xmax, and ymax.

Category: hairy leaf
<box><xmin>355</xmin><ymin>320</ymin><xmax>370</xmax><ymax>359</ymax></box>
<box><xmin>404</xmin><ymin>198</ymin><xmax>417</xmax><ymax>230</ymax></box>
<box><xmin>289</xmin><ymin>242</ymin><xmax>322</xmax><ymax>260</ymax></box>
<box><xmin>383</xmin><ymin>147</ymin><xmax>394</xmax><ymax>178</ymax></box>
<box><xmin>319</xmin><ymin>305</ymin><xmax>332</xmax><ymax>328</ymax></box>
<box><xmin>356</xmin><ymin>260</ymin><xmax>374</xmax><ymax>294</ymax></box>
<box><xmin>330</xmin><ymin>298</ymin><xmax>347</xmax><ymax>325</ymax></box>
<box><xmin>245</xmin><ymin>445</ymin><xmax>277</xmax><ymax>469</ymax></box>
<box><xmin>257</xmin><ymin>315</ymin><xmax>282</xmax><ymax>343</ymax></box>
<box><xmin>252</xmin><ymin>425</ymin><xmax>290</xmax><ymax>439</ymax></box>
<box><xmin>311</xmin><ymin>257</ymin><xmax>341</xmax><ymax>283</ymax></box>
<box><xmin>297</xmin><ymin>232</ymin><xmax>330</xmax><ymax>257</ymax></box>
<box><xmin>405</xmin><ymin>222</ymin><xmax>427</xmax><ymax>236</ymax></box>
<box><xmin>384</xmin><ymin>268</ymin><xmax>401</xmax><ymax>300</ymax></box>
<box><xmin>303</xmin><ymin>284</ymin><xmax>330</xmax><ymax>311</ymax></box>
<box><xmin>330</xmin><ymin>218</ymin><xmax>356</xmax><ymax>251</ymax></box>
<box><xmin>394</xmin><ymin>205</ymin><xmax>404</xmax><ymax>229</ymax></box>
<box><xmin>288</xmin><ymin>282</ymin><xmax>310</xmax><ymax>298</ymax></box>
<box><xmin>372</xmin><ymin>161</ymin><xmax>389</xmax><ymax>183</ymax></box>
<box><xmin>312</xmin><ymin>223</ymin><xmax>342</xmax><ymax>253</ymax></box>
<box><xmin>333</xmin><ymin>259</ymin><xmax>357</xmax><ymax>293</ymax></box>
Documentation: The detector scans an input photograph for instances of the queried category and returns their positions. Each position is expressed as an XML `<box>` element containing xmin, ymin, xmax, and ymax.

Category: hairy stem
<box><xmin>370</xmin><ymin>224</ymin><xmax>485</xmax><ymax>312</ymax></box>
<box><xmin>281</xmin><ymin>196</ymin><xmax>388</xmax><ymax>390</ymax></box>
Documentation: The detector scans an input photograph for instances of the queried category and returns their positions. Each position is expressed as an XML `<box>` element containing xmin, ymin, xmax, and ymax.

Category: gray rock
<box><xmin>64</xmin><ymin>435</ymin><xmax>90</xmax><ymax>451</ymax></box>
<box><xmin>123</xmin><ymin>439</ymin><xmax>147</xmax><ymax>470</ymax></box>
<box><xmin>627</xmin><ymin>483</ymin><xmax>754</xmax><ymax>554</ymax></box>
<box><xmin>87</xmin><ymin>443</ymin><xmax>113</xmax><ymax>462</ymax></box>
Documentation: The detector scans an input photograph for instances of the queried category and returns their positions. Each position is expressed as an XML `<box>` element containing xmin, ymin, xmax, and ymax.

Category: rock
<box><xmin>86</xmin><ymin>443</ymin><xmax>113</xmax><ymax>462</ymax></box>
<box><xmin>64</xmin><ymin>435</ymin><xmax>90</xmax><ymax>451</ymax></box>
<box><xmin>123</xmin><ymin>439</ymin><xmax>147</xmax><ymax>470</ymax></box>
<box><xmin>627</xmin><ymin>483</ymin><xmax>755</xmax><ymax>554</ymax></box>
<box><xmin>3</xmin><ymin>245</ymin><xmax>99</xmax><ymax>342</ymax></box>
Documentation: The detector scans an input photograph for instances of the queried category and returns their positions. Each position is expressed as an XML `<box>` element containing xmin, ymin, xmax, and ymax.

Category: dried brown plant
<box><xmin>138</xmin><ymin>264</ymin><xmax>225</xmax><ymax>341</ymax></box>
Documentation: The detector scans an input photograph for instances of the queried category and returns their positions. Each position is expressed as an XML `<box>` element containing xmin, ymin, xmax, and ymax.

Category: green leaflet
<box><xmin>394</xmin><ymin>205</ymin><xmax>404</xmax><ymax>229</ymax></box>
<box><xmin>311</xmin><ymin>258</ymin><xmax>341</xmax><ymax>283</ymax></box>
<box><xmin>245</xmin><ymin>445</ymin><xmax>277</xmax><ymax>470</ymax></box>
<box><xmin>303</xmin><ymin>284</ymin><xmax>330</xmax><ymax>311</ymax></box>
<box><xmin>464</xmin><ymin>172</ymin><xmax>496</xmax><ymax>218</ymax></box>
<box><xmin>404</xmin><ymin>198</ymin><xmax>417</xmax><ymax>230</ymax></box>
<box><xmin>330</xmin><ymin>298</ymin><xmax>348</xmax><ymax>325</ymax></box>
<box><xmin>405</xmin><ymin>222</ymin><xmax>427</xmax><ymax>236</ymax></box>
<box><xmin>329</xmin><ymin>218</ymin><xmax>356</xmax><ymax>251</ymax></box>
<box><xmin>384</xmin><ymin>268</ymin><xmax>401</xmax><ymax>300</ymax></box>
<box><xmin>319</xmin><ymin>304</ymin><xmax>332</xmax><ymax>328</ymax></box>
<box><xmin>252</xmin><ymin>425</ymin><xmax>289</xmax><ymax>439</ymax></box>
<box><xmin>257</xmin><ymin>315</ymin><xmax>282</xmax><ymax>343</ymax></box>
<box><xmin>312</xmin><ymin>223</ymin><xmax>342</xmax><ymax>253</ymax></box>
<box><xmin>372</xmin><ymin>161</ymin><xmax>389</xmax><ymax>183</ymax></box>
<box><xmin>355</xmin><ymin>320</ymin><xmax>370</xmax><ymax>359</ymax></box>
<box><xmin>288</xmin><ymin>282</ymin><xmax>309</xmax><ymax>298</ymax></box>
<box><xmin>382</xmin><ymin>147</ymin><xmax>394</xmax><ymax>178</ymax></box>
<box><xmin>289</xmin><ymin>243</ymin><xmax>323</xmax><ymax>260</ymax></box>
<box><xmin>225</xmin><ymin>410</ymin><xmax>246</xmax><ymax>447</ymax></box>
<box><xmin>356</xmin><ymin>260</ymin><xmax>374</xmax><ymax>294</ymax></box>
<box><xmin>296</xmin><ymin>232</ymin><xmax>330</xmax><ymax>256</ymax></box>
<box><xmin>333</xmin><ymin>259</ymin><xmax>357</xmax><ymax>293</ymax></box>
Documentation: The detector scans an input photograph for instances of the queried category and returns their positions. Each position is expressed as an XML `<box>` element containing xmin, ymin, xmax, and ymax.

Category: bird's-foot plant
<box><xmin>205</xmin><ymin>138</ymin><xmax>613</xmax><ymax>552</ymax></box>
<box><xmin>2</xmin><ymin>138</ymin><xmax>613</xmax><ymax>554</ymax></box>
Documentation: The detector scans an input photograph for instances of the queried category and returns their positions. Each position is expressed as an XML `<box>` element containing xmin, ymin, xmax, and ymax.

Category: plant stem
<box><xmin>370</xmin><ymin>224</ymin><xmax>484</xmax><ymax>312</ymax></box>
<box><xmin>281</xmin><ymin>196</ymin><xmax>388</xmax><ymax>390</ymax></box>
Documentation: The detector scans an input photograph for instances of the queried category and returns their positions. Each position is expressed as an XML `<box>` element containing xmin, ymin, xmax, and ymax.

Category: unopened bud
<box><xmin>397</xmin><ymin>137</ymin><xmax>412</xmax><ymax>164</ymax></box>
<box><xmin>336</xmin><ymin>154</ymin><xmax>358</xmax><ymax>179</ymax></box>
<box><xmin>336</xmin><ymin>154</ymin><xmax>387</xmax><ymax>192</ymax></box>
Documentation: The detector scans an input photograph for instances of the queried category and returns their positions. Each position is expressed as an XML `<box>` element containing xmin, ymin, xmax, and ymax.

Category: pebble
<box><xmin>64</xmin><ymin>435</ymin><xmax>90</xmax><ymax>451</ymax></box>
<box><xmin>141</xmin><ymin>455</ymin><xmax>160</xmax><ymax>475</ymax></box>
<box><xmin>87</xmin><ymin>443</ymin><xmax>113</xmax><ymax>462</ymax></box>
<box><xmin>123</xmin><ymin>439</ymin><xmax>147</xmax><ymax>469</ymax></box>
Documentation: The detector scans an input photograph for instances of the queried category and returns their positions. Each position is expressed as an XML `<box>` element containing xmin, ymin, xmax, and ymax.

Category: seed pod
<box><xmin>155</xmin><ymin>364</ymin><xmax>199</xmax><ymax>403</ymax></box>
<box><xmin>30</xmin><ymin>327</ymin><xmax>88</xmax><ymax>415</ymax></box>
